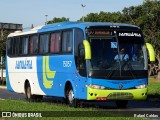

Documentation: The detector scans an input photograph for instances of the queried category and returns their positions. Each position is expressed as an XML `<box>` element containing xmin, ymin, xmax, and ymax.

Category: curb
<box><xmin>0</xmin><ymin>85</ymin><xmax>7</xmax><ymax>89</ymax></box>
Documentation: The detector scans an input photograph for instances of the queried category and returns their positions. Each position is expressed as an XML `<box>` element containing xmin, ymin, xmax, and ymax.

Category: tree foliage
<box><xmin>47</xmin><ymin>17</ymin><xmax>69</xmax><ymax>24</ymax></box>
<box><xmin>0</xmin><ymin>30</ymin><xmax>9</xmax><ymax>57</ymax></box>
<box><xmin>79</xmin><ymin>11</ymin><xmax>122</xmax><ymax>23</ymax></box>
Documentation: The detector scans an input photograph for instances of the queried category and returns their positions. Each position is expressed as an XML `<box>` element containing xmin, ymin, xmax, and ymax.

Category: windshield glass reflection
<box><xmin>89</xmin><ymin>35</ymin><xmax>147</xmax><ymax>80</ymax></box>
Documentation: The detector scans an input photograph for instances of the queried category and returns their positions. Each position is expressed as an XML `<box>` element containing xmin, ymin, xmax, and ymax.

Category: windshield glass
<box><xmin>88</xmin><ymin>30</ymin><xmax>148</xmax><ymax>80</ymax></box>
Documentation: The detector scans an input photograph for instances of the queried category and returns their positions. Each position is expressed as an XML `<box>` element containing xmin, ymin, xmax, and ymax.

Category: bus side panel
<box><xmin>36</xmin><ymin>55</ymin><xmax>88</xmax><ymax>99</ymax></box>
<box><xmin>6</xmin><ymin>56</ymin><xmax>45</xmax><ymax>95</ymax></box>
<box><xmin>7</xmin><ymin>54</ymin><xmax>88</xmax><ymax>100</ymax></box>
<box><xmin>36</xmin><ymin>55</ymin><xmax>76</xmax><ymax>97</ymax></box>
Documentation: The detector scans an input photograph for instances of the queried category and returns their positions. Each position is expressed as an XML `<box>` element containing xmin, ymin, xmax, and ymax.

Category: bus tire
<box><xmin>25</xmin><ymin>82</ymin><xmax>36</xmax><ymax>102</ymax></box>
<box><xmin>115</xmin><ymin>100</ymin><xmax>128</xmax><ymax>108</ymax></box>
<box><xmin>66</xmin><ymin>85</ymin><xmax>78</xmax><ymax>108</ymax></box>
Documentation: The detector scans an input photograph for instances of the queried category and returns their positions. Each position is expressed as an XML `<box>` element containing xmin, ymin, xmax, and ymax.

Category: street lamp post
<box><xmin>81</xmin><ymin>4</ymin><xmax>86</xmax><ymax>22</ymax></box>
<box><xmin>45</xmin><ymin>15</ymin><xmax>48</xmax><ymax>25</ymax></box>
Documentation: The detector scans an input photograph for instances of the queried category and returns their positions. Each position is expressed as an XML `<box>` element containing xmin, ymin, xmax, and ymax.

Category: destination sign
<box><xmin>118</xmin><ymin>32</ymin><xmax>141</xmax><ymax>37</ymax></box>
<box><xmin>88</xmin><ymin>30</ymin><xmax>111</xmax><ymax>36</ymax></box>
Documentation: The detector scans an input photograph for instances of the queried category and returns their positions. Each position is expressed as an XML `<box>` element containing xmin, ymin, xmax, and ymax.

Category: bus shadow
<box><xmin>2</xmin><ymin>88</ymin><xmax>160</xmax><ymax>109</ymax></box>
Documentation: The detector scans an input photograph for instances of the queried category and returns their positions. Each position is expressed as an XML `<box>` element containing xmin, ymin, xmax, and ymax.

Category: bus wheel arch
<box><xmin>64</xmin><ymin>81</ymin><xmax>78</xmax><ymax>108</ymax></box>
<box><xmin>24</xmin><ymin>80</ymin><xmax>43</xmax><ymax>102</ymax></box>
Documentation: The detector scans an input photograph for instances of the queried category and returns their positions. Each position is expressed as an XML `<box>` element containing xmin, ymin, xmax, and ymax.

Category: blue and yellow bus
<box><xmin>6</xmin><ymin>22</ymin><xmax>155</xmax><ymax>108</ymax></box>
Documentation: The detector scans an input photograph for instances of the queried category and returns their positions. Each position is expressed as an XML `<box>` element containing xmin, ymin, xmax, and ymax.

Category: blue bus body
<box><xmin>6</xmin><ymin>22</ymin><xmax>152</xmax><ymax>107</ymax></box>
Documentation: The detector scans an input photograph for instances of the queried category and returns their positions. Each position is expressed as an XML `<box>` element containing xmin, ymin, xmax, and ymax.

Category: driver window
<box><xmin>78</xmin><ymin>44</ymin><xmax>86</xmax><ymax>69</ymax></box>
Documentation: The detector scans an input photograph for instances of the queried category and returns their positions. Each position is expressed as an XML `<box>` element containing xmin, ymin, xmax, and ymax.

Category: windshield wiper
<box><xmin>105</xmin><ymin>62</ymin><xmax>120</xmax><ymax>79</ymax></box>
<box><xmin>121</xmin><ymin>61</ymin><xmax>136</xmax><ymax>79</ymax></box>
<box><xmin>105</xmin><ymin>61</ymin><xmax>136</xmax><ymax>79</ymax></box>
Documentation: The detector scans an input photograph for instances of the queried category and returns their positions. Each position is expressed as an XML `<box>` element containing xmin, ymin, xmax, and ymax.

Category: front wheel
<box><xmin>66</xmin><ymin>85</ymin><xmax>78</xmax><ymax>108</ymax></box>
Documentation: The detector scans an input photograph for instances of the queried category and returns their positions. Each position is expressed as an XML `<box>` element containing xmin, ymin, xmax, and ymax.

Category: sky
<box><xmin>0</xmin><ymin>0</ymin><xmax>144</xmax><ymax>28</ymax></box>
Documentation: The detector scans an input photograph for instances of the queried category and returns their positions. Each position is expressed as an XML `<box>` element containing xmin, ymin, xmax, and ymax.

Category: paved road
<box><xmin>0</xmin><ymin>87</ymin><xmax>25</xmax><ymax>100</ymax></box>
<box><xmin>0</xmin><ymin>87</ymin><xmax>160</xmax><ymax>110</ymax></box>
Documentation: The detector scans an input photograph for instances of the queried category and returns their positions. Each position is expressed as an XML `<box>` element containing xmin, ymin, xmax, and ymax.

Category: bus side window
<box><xmin>7</xmin><ymin>38</ymin><xmax>12</xmax><ymax>56</ymax></box>
<box><xmin>50</xmin><ymin>33</ymin><xmax>55</xmax><ymax>53</ymax></box>
<box><xmin>21</xmin><ymin>37</ymin><xmax>28</xmax><ymax>55</ymax></box>
<box><xmin>29</xmin><ymin>35</ymin><xmax>38</xmax><ymax>54</ymax></box>
<box><xmin>50</xmin><ymin>32</ymin><xmax>61</xmax><ymax>53</ymax></box>
<box><xmin>78</xmin><ymin>43</ymin><xmax>86</xmax><ymax>69</ymax></box>
<box><xmin>11</xmin><ymin>38</ymin><xmax>15</xmax><ymax>55</ymax></box>
<box><xmin>14</xmin><ymin>37</ymin><xmax>20</xmax><ymax>55</ymax></box>
<box><xmin>74</xmin><ymin>28</ymin><xmax>84</xmax><ymax>69</ymax></box>
<box><xmin>40</xmin><ymin>34</ymin><xmax>49</xmax><ymax>54</ymax></box>
<box><xmin>29</xmin><ymin>36</ymin><xmax>33</xmax><ymax>54</ymax></box>
<box><xmin>62</xmin><ymin>30</ymin><xmax>73</xmax><ymax>53</ymax></box>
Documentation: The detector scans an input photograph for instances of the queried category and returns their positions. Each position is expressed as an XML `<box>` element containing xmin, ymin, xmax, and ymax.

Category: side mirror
<box><xmin>146</xmin><ymin>43</ymin><xmax>155</xmax><ymax>62</ymax></box>
<box><xmin>83</xmin><ymin>40</ymin><xmax>91</xmax><ymax>59</ymax></box>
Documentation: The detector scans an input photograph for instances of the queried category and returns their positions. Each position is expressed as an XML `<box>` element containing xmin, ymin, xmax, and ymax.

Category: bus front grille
<box><xmin>107</xmin><ymin>92</ymin><xmax>133</xmax><ymax>100</ymax></box>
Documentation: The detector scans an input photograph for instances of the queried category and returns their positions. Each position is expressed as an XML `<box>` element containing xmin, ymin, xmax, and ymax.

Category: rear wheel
<box><xmin>25</xmin><ymin>82</ymin><xmax>36</xmax><ymax>102</ymax></box>
<box><xmin>116</xmin><ymin>100</ymin><xmax>128</xmax><ymax>108</ymax></box>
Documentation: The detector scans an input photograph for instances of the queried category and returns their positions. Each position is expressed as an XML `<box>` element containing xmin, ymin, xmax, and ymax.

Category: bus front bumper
<box><xmin>87</xmin><ymin>87</ymin><xmax>147</xmax><ymax>101</ymax></box>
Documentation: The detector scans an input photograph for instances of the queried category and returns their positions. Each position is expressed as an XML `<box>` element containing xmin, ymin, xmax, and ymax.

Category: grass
<box><xmin>0</xmin><ymin>99</ymin><xmax>82</xmax><ymax>111</ymax></box>
<box><xmin>0</xmin><ymin>99</ymin><xmax>142</xmax><ymax>120</ymax></box>
<box><xmin>148</xmin><ymin>81</ymin><xmax>160</xmax><ymax>98</ymax></box>
<box><xmin>0</xmin><ymin>100</ymin><xmax>146</xmax><ymax>120</ymax></box>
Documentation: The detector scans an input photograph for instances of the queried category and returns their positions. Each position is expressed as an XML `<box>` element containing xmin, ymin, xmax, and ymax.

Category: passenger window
<box><xmin>40</xmin><ymin>34</ymin><xmax>49</xmax><ymax>54</ymax></box>
<box><xmin>21</xmin><ymin>37</ymin><xmax>28</xmax><ymax>55</ymax></box>
<box><xmin>29</xmin><ymin>35</ymin><xmax>38</xmax><ymax>54</ymax></box>
<box><xmin>50</xmin><ymin>32</ymin><xmax>61</xmax><ymax>53</ymax></box>
<box><xmin>14</xmin><ymin>38</ymin><xmax>20</xmax><ymax>55</ymax></box>
<box><xmin>7</xmin><ymin>38</ymin><xmax>12</xmax><ymax>55</ymax></box>
<box><xmin>62</xmin><ymin>30</ymin><xmax>73</xmax><ymax>53</ymax></box>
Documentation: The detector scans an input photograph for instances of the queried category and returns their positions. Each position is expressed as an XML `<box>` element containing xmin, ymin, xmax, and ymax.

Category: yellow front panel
<box><xmin>87</xmin><ymin>87</ymin><xmax>147</xmax><ymax>100</ymax></box>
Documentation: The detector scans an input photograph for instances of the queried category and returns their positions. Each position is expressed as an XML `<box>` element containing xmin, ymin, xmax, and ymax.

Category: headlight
<box><xmin>135</xmin><ymin>84</ymin><xmax>147</xmax><ymax>89</ymax></box>
<box><xmin>89</xmin><ymin>84</ymin><xmax>106</xmax><ymax>90</ymax></box>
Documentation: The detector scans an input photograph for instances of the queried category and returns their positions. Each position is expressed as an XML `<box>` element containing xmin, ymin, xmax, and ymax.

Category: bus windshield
<box><xmin>88</xmin><ymin>30</ymin><xmax>148</xmax><ymax>80</ymax></box>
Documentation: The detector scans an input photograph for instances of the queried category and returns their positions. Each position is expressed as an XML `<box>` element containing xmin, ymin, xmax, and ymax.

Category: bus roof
<box><xmin>8</xmin><ymin>21</ymin><xmax>140</xmax><ymax>37</ymax></box>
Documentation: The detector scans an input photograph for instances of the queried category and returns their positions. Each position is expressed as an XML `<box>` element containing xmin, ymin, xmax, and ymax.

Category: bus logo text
<box><xmin>119</xmin><ymin>32</ymin><xmax>141</xmax><ymax>37</ymax></box>
<box><xmin>15</xmin><ymin>60</ymin><xmax>32</xmax><ymax>69</ymax></box>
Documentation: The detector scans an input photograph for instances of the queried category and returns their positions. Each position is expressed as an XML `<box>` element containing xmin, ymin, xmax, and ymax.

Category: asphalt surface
<box><xmin>0</xmin><ymin>86</ymin><xmax>160</xmax><ymax>110</ymax></box>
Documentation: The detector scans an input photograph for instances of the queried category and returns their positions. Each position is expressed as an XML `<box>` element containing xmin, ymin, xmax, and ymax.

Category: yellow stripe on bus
<box><xmin>42</xmin><ymin>56</ymin><xmax>56</xmax><ymax>89</ymax></box>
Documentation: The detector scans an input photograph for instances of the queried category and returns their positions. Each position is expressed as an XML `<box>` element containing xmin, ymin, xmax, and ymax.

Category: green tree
<box><xmin>79</xmin><ymin>11</ymin><xmax>122</xmax><ymax>22</ymax></box>
<box><xmin>47</xmin><ymin>17</ymin><xmax>69</xmax><ymax>24</ymax></box>
<box><xmin>0</xmin><ymin>30</ymin><xmax>8</xmax><ymax>57</ymax></box>
<box><xmin>82</xmin><ymin>13</ymin><xmax>99</xmax><ymax>22</ymax></box>
<box><xmin>0</xmin><ymin>30</ymin><xmax>8</xmax><ymax>69</ymax></box>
